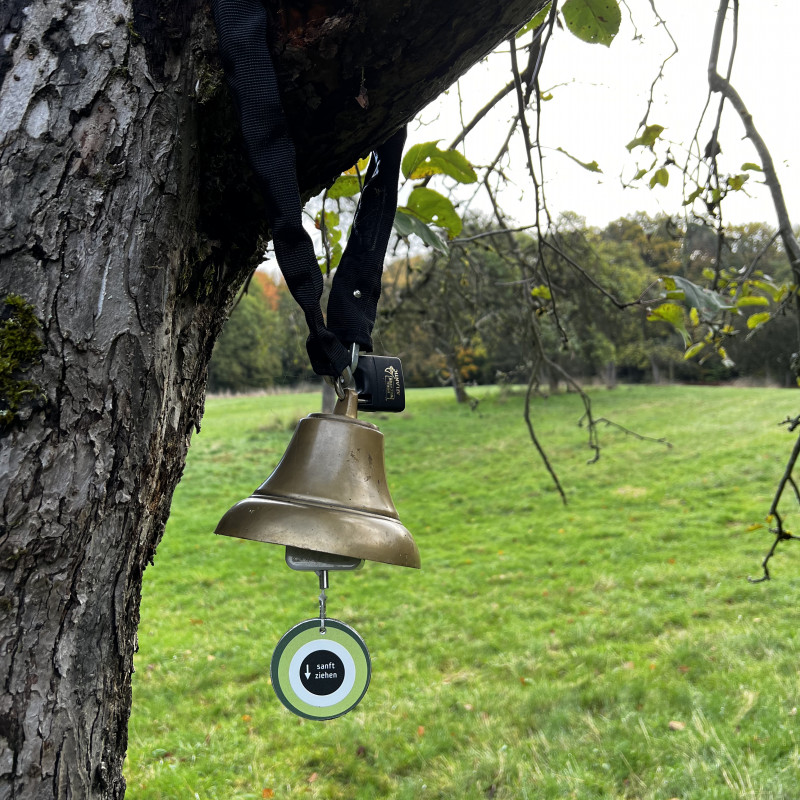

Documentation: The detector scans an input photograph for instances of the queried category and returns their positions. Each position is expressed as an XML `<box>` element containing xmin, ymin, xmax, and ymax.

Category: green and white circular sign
<box><xmin>271</xmin><ymin>618</ymin><xmax>371</xmax><ymax>720</ymax></box>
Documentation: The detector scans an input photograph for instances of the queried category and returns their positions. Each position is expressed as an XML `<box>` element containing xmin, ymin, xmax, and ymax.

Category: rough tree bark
<box><xmin>0</xmin><ymin>0</ymin><xmax>545</xmax><ymax>796</ymax></box>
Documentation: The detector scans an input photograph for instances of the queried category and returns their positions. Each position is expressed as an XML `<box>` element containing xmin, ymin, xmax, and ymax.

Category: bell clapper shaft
<box><xmin>317</xmin><ymin>569</ymin><xmax>328</xmax><ymax>634</ymax></box>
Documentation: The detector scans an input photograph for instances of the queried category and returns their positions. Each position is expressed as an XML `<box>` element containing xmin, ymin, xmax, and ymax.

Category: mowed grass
<box><xmin>126</xmin><ymin>385</ymin><xmax>800</xmax><ymax>799</ymax></box>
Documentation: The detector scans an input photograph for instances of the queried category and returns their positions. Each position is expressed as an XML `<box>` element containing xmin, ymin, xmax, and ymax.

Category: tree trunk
<box><xmin>446</xmin><ymin>354</ymin><xmax>470</xmax><ymax>404</ymax></box>
<box><xmin>650</xmin><ymin>357</ymin><xmax>661</xmax><ymax>384</ymax></box>
<box><xmin>605</xmin><ymin>360</ymin><xmax>617</xmax><ymax>389</ymax></box>
<box><xmin>0</xmin><ymin>0</ymin><xmax>545</xmax><ymax>796</ymax></box>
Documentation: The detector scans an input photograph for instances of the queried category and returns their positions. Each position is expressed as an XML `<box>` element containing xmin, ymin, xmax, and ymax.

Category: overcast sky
<box><xmin>410</xmin><ymin>0</ymin><xmax>800</xmax><ymax>229</ymax></box>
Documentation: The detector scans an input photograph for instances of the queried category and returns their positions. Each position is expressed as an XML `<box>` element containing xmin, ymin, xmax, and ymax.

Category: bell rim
<box><xmin>215</xmin><ymin>494</ymin><xmax>421</xmax><ymax>569</ymax></box>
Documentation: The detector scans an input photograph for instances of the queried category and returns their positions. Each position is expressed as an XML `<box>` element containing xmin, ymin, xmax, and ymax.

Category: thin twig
<box><xmin>524</xmin><ymin>356</ymin><xmax>567</xmax><ymax>505</ymax></box>
<box><xmin>540</xmin><ymin>238</ymin><xmax>641</xmax><ymax>310</ymax></box>
<box><xmin>586</xmin><ymin>417</ymin><xmax>673</xmax><ymax>449</ymax></box>
<box><xmin>448</xmin><ymin>82</ymin><xmax>516</xmax><ymax>151</ymax></box>
<box><xmin>452</xmin><ymin>225</ymin><xmax>537</xmax><ymax>244</ymax></box>
<box><xmin>733</xmin><ymin>230</ymin><xmax>780</xmax><ymax>300</ymax></box>
<box><xmin>637</xmin><ymin>0</ymin><xmax>679</xmax><ymax>130</ymax></box>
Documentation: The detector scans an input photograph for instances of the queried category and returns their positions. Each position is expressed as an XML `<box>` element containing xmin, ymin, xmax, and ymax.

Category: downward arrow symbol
<box><xmin>305</xmin><ymin>664</ymin><xmax>311</xmax><ymax>680</ymax></box>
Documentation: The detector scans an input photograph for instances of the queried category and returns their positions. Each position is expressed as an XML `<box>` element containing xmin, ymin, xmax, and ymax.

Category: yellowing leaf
<box><xmin>735</xmin><ymin>295</ymin><xmax>770</xmax><ymax>308</ymax></box>
<box><xmin>344</xmin><ymin>157</ymin><xmax>371</xmax><ymax>175</ymax></box>
<box><xmin>327</xmin><ymin>174</ymin><xmax>362</xmax><ymax>199</ymax></box>
<box><xmin>649</xmin><ymin>167</ymin><xmax>669</xmax><ymax>189</ymax></box>
<box><xmin>401</xmin><ymin>142</ymin><xmax>477</xmax><ymax>183</ymax></box>
<box><xmin>626</xmin><ymin>124</ymin><xmax>665</xmax><ymax>151</ymax></box>
<box><xmin>683</xmin><ymin>186</ymin><xmax>702</xmax><ymax>206</ymax></box>
<box><xmin>556</xmin><ymin>146</ymin><xmax>602</xmax><ymax>173</ymax></box>
<box><xmin>746</xmin><ymin>312</ymin><xmax>770</xmax><ymax>330</ymax></box>
<box><xmin>717</xmin><ymin>346</ymin><xmax>734</xmax><ymax>367</ymax></box>
<box><xmin>727</xmin><ymin>173</ymin><xmax>749</xmax><ymax>191</ymax></box>
<box><xmin>689</xmin><ymin>307</ymin><xmax>700</xmax><ymax>327</ymax></box>
<box><xmin>647</xmin><ymin>303</ymin><xmax>690</xmax><ymax>345</ymax></box>
<box><xmin>517</xmin><ymin>3</ymin><xmax>552</xmax><ymax>36</ymax></box>
<box><xmin>684</xmin><ymin>341</ymin><xmax>705</xmax><ymax>360</ymax></box>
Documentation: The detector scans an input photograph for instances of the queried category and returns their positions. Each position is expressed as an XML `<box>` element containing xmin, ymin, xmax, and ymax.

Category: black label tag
<box><xmin>354</xmin><ymin>356</ymin><xmax>405</xmax><ymax>412</ymax></box>
<box><xmin>299</xmin><ymin>649</ymin><xmax>346</xmax><ymax>695</ymax></box>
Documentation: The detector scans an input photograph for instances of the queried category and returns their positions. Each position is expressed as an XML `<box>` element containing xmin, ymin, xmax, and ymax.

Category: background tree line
<box><xmin>211</xmin><ymin>211</ymin><xmax>796</xmax><ymax>395</ymax></box>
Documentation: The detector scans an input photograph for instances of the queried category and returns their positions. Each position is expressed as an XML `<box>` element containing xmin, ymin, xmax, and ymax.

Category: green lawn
<box><xmin>126</xmin><ymin>385</ymin><xmax>800</xmax><ymax>799</ymax></box>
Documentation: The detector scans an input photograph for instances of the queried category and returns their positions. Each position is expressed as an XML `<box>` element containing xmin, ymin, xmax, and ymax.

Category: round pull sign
<box><xmin>271</xmin><ymin>619</ymin><xmax>371</xmax><ymax>720</ymax></box>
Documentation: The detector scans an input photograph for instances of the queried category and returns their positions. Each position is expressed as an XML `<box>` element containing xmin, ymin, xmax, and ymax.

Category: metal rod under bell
<box><xmin>318</xmin><ymin>569</ymin><xmax>328</xmax><ymax>633</ymax></box>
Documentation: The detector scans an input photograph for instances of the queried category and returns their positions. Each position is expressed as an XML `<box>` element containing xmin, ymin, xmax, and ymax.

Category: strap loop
<box><xmin>211</xmin><ymin>0</ymin><xmax>405</xmax><ymax>377</ymax></box>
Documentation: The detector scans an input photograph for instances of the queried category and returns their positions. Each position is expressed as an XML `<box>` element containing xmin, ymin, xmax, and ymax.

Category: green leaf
<box><xmin>741</xmin><ymin>162</ymin><xmax>763</xmax><ymax>172</ymax></box>
<box><xmin>400</xmin><ymin>187</ymin><xmax>463</xmax><ymax>237</ymax></box>
<box><xmin>626</xmin><ymin>124</ymin><xmax>664</xmax><ymax>151</ymax></box>
<box><xmin>562</xmin><ymin>0</ymin><xmax>621</xmax><ymax>45</ymax></box>
<box><xmin>633</xmin><ymin>168</ymin><xmax>648</xmax><ymax>181</ymax></box>
<box><xmin>735</xmin><ymin>295</ymin><xmax>770</xmax><ymax>308</ymax></box>
<box><xmin>317</xmin><ymin>241</ymin><xmax>343</xmax><ymax>271</ymax></box>
<box><xmin>517</xmin><ymin>3</ymin><xmax>552</xmax><ymax>37</ymax></box>
<box><xmin>315</xmin><ymin>210</ymin><xmax>341</xmax><ymax>240</ymax></box>
<box><xmin>649</xmin><ymin>167</ymin><xmax>669</xmax><ymax>189</ymax></box>
<box><xmin>393</xmin><ymin>209</ymin><xmax>449</xmax><ymax>254</ymax></box>
<box><xmin>746</xmin><ymin>311</ymin><xmax>770</xmax><ymax>330</ymax></box>
<box><xmin>683</xmin><ymin>186</ymin><xmax>702</xmax><ymax>206</ymax></box>
<box><xmin>556</xmin><ymin>147</ymin><xmax>602</xmax><ymax>173</ymax></box>
<box><xmin>647</xmin><ymin>303</ymin><xmax>690</xmax><ymax>345</ymax></box>
<box><xmin>327</xmin><ymin>174</ymin><xmax>362</xmax><ymax>199</ymax></box>
<box><xmin>726</xmin><ymin>173</ymin><xmax>749</xmax><ymax>191</ymax></box>
<box><xmin>401</xmin><ymin>142</ymin><xmax>477</xmax><ymax>184</ymax></box>
<box><xmin>668</xmin><ymin>275</ymin><xmax>734</xmax><ymax>319</ymax></box>
<box><xmin>315</xmin><ymin>210</ymin><xmax>343</xmax><ymax>271</ymax></box>
<box><xmin>684</xmin><ymin>341</ymin><xmax>706</xmax><ymax>360</ymax></box>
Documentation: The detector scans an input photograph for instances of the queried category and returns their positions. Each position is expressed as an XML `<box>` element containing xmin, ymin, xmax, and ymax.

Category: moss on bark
<box><xmin>0</xmin><ymin>294</ymin><xmax>45</xmax><ymax>428</ymax></box>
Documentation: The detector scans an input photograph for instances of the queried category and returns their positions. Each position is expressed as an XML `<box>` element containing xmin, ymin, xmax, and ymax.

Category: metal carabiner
<box><xmin>325</xmin><ymin>344</ymin><xmax>360</xmax><ymax>400</ymax></box>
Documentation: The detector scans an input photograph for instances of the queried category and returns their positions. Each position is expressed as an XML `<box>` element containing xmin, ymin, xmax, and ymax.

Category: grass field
<box><xmin>125</xmin><ymin>384</ymin><xmax>800</xmax><ymax>799</ymax></box>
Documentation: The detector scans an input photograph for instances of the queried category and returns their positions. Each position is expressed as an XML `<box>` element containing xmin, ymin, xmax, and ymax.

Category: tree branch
<box><xmin>708</xmin><ymin>0</ymin><xmax>800</xmax><ymax>278</ymax></box>
<box><xmin>749</xmin><ymin>423</ymin><xmax>800</xmax><ymax>582</ymax></box>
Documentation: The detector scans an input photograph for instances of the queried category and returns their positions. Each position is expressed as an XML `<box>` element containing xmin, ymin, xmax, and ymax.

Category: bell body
<box><xmin>215</xmin><ymin>394</ymin><xmax>420</xmax><ymax>568</ymax></box>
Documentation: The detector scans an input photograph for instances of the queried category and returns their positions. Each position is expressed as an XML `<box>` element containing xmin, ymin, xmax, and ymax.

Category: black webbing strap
<box><xmin>326</xmin><ymin>128</ymin><xmax>406</xmax><ymax>358</ymax></box>
<box><xmin>211</xmin><ymin>0</ymin><xmax>405</xmax><ymax>377</ymax></box>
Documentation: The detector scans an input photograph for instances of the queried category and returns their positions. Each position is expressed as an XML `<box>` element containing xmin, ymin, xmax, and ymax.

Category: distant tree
<box><xmin>378</xmin><ymin>219</ymin><xmax>534</xmax><ymax>400</ymax></box>
<box><xmin>208</xmin><ymin>280</ymin><xmax>282</xmax><ymax>392</ymax></box>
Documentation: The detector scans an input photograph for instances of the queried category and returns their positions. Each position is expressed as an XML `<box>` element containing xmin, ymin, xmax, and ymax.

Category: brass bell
<box><xmin>215</xmin><ymin>389</ymin><xmax>420</xmax><ymax>569</ymax></box>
